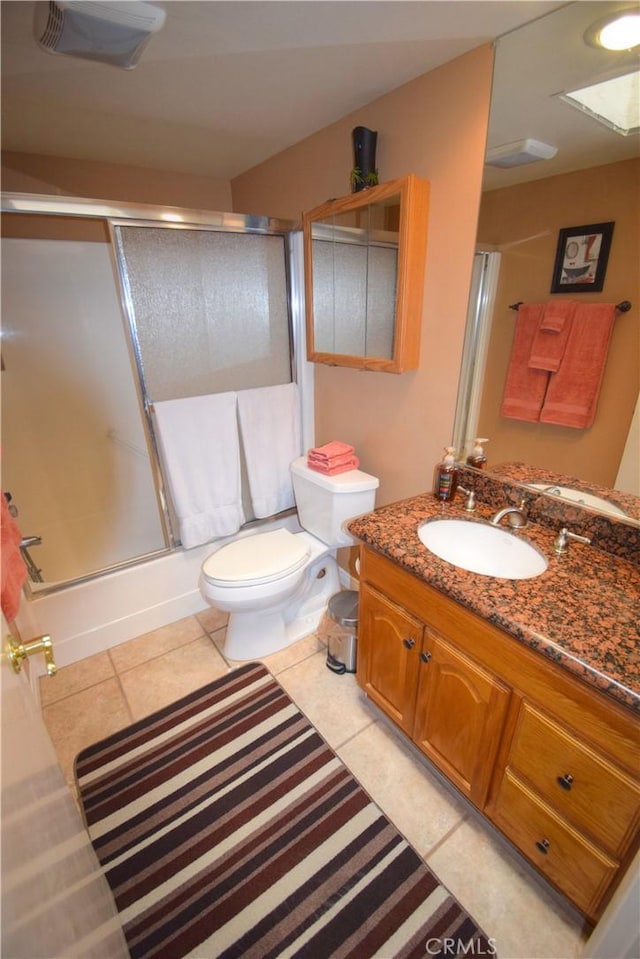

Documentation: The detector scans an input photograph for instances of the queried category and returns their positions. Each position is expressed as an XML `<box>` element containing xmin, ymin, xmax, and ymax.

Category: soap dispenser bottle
<box><xmin>466</xmin><ymin>438</ymin><xmax>489</xmax><ymax>469</ymax></box>
<box><xmin>433</xmin><ymin>447</ymin><xmax>458</xmax><ymax>502</ymax></box>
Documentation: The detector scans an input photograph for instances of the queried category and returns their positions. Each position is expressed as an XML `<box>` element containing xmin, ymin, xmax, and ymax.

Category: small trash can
<box><xmin>324</xmin><ymin>590</ymin><xmax>359</xmax><ymax>674</ymax></box>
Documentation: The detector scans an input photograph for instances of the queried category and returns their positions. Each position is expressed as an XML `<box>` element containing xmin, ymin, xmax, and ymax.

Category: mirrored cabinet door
<box><xmin>303</xmin><ymin>174</ymin><xmax>429</xmax><ymax>373</ymax></box>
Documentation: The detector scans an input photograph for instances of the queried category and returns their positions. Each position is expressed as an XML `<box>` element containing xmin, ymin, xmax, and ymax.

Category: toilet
<box><xmin>199</xmin><ymin>455</ymin><xmax>379</xmax><ymax>660</ymax></box>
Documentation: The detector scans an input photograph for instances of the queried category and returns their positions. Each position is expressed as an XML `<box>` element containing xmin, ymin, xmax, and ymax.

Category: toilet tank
<box><xmin>290</xmin><ymin>456</ymin><xmax>379</xmax><ymax>547</ymax></box>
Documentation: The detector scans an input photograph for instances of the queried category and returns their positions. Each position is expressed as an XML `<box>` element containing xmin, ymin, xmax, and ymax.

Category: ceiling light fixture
<box><xmin>485</xmin><ymin>138</ymin><xmax>558</xmax><ymax>169</ymax></box>
<box><xmin>584</xmin><ymin>11</ymin><xmax>640</xmax><ymax>51</ymax></box>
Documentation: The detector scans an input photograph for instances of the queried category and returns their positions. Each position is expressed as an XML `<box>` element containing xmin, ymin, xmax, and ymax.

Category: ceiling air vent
<box><xmin>39</xmin><ymin>1</ymin><xmax>65</xmax><ymax>49</ymax></box>
<box><xmin>34</xmin><ymin>0</ymin><xmax>166</xmax><ymax>69</ymax></box>
<box><xmin>485</xmin><ymin>138</ymin><xmax>558</xmax><ymax>169</ymax></box>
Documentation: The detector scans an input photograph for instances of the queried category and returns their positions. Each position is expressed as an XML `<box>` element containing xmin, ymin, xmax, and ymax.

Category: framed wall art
<box><xmin>550</xmin><ymin>221</ymin><xmax>614</xmax><ymax>294</ymax></box>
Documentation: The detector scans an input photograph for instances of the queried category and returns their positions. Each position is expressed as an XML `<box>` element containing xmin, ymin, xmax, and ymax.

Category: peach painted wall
<box><xmin>2</xmin><ymin>43</ymin><xmax>493</xmax><ymax>510</ymax></box>
<box><xmin>476</xmin><ymin>158</ymin><xmax>640</xmax><ymax>488</ymax></box>
<box><xmin>232</xmin><ymin>45</ymin><xmax>495</xmax><ymax>507</ymax></box>
<box><xmin>1</xmin><ymin>151</ymin><xmax>232</xmax><ymax>211</ymax></box>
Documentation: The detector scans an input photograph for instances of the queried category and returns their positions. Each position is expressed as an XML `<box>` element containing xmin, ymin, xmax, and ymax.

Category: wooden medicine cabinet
<box><xmin>303</xmin><ymin>174</ymin><xmax>429</xmax><ymax>373</ymax></box>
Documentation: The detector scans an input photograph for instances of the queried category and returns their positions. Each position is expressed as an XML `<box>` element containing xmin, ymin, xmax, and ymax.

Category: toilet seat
<box><xmin>202</xmin><ymin>528</ymin><xmax>311</xmax><ymax>588</ymax></box>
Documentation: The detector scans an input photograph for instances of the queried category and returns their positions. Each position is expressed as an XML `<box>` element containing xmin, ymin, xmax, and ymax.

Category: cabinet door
<box><xmin>413</xmin><ymin>630</ymin><xmax>510</xmax><ymax>807</ymax></box>
<box><xmin>357</xmin><ymin>584</ymin><xmax>422</xmax><ymax>734</ymax></box>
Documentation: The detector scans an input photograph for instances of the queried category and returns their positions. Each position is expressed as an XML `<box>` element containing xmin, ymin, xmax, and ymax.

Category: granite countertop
<box><xmin>348</xmin><ymin>493</ymin><xmax>640</xmax><ymax>714</ymax></box>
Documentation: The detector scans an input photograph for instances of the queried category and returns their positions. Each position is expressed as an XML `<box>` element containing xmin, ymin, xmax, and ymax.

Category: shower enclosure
<box><xmin>1</xmin><ymin>196</ymin><xmax>299</xmax><ymax>594</ymax></box>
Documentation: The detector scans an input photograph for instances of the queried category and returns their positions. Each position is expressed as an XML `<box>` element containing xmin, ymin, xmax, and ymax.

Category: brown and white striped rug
<box><xmin>75</xmin><ymin>662</ymin><xmax>495</xmax><ymax>959</ymax></box>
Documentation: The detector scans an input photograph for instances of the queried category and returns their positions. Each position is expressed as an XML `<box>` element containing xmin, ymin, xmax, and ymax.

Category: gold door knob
<box><xmin>6</xmin><ymin>634</ymin><xmax>57</xmax><ymax>677</ymax></box>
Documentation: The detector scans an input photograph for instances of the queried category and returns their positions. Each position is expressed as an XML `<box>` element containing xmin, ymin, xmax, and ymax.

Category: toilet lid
<box><xmin>202</xmin><ymin>528</ymin><xmax>311</xmax><ymax>587</ymax></box>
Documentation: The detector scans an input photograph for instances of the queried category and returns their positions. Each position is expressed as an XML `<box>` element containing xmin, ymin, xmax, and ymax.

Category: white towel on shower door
<box><xmin>153</xmin><ymin>392</ymin><xmax>245</xmax><ymax>548</ymax></box>
<box><xmin>237</xmin><ymin>383</ymin><xmax>301</xmax><ymax>517</ymax></box>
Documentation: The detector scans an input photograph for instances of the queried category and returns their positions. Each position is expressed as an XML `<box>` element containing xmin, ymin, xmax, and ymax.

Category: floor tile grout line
<box><xmin>41</xmin><ymin>669</ymin><xmax>119</xmax><ymax>710</ymax></box>
<box><xmin>41</xmin><ymin>626</ymin><xmax>213</xmax><ymax>707</ymax></box>
<box><xmin>39</xmin><ymin>651</ymin><xmax>118</xmax><ymax>708</ymax></box>
<box><xmin>110</xmin><ymin>656</ymin><xmax>136</xmax><ymax>726</ymax></box>
<box><xmin>334</xmin><ymin>714</ymin><xmax>378</xmax><ymax>752</ymax></box>
<box><xmin>110</xmin><ymin>630</ymin><xmax>213</xmax><ymax>676</ymax></box>
<box><xmin>422</xmin><ymin>814</ymin><xmax>470</xmax><ymax>862</ymax></box>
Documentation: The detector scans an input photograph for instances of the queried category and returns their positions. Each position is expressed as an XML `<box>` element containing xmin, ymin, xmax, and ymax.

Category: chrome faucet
<box><xmin>553</xmin><ymin>527</ymin><xmax>591</xmax><ymax>554</ymax></box>
<box><xmin>490</xmin><ymin>506</ymin><xmax>528</xmax><ymax>529</ymax></box>
<box><xmin>457</xmin><ymin>485</ymin><xmax>476</xmax><ymax>512</ymax></box>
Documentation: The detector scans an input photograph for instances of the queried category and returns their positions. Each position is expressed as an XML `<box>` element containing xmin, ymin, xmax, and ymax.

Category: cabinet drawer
<box><xmin>493</xmin><ymin>769</ymin><xmax>617</xmax><ymax>917</ymax></box>
<box><xmin>509</xmin><ymin>703</ymin><xmax>640</xmax><ymax>855</ymax></box>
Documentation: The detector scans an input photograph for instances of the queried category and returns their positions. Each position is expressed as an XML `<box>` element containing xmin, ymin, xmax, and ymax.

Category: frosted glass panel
<box><xmin>1</xmin><ymin>238</ymin><xmax>166</xmax><ymax>586</ymax></box>
<box><xmin>115</xmin><ymin>228</ymin><xmax>292</xmax><ymax>401</ymax></box>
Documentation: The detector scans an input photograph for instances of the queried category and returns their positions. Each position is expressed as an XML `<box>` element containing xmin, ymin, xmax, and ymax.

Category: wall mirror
<box><xmin>453</xmin><ymin>1</ymin><xmax>640</xmax><ymax>527</ymax></box>
<box><xmin>303</xmin><ymin>174</ymin><xmax>429</xmax><ymax>373</ymax></box>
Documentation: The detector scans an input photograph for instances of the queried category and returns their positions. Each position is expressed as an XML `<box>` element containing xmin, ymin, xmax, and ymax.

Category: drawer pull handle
<box><xmin>557</xmin><ymin>773</ymin><xmax>574</xmax><ymax>792</ymax></box>
<box><xmin>535</xmin><ymin>838</ymin><xmax>550</xmax><ymax>855</ymax></box>
<box><xmin>420</xmin><ymin>651</ymin><xmax>432</xmax><ymax>663</ymax></box>
<box><xmin>403</xmin><ymin>638</ymin><xmax>416</xmax><ymax>650</ymax></box>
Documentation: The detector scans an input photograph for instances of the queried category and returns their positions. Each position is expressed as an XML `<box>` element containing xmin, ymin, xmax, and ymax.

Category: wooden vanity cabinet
<box><xmin>356</xmin><ymin>546</ymin><xmax>640</xmax><ymax>923</ymax></box>
<box><xmin>357</xmin><ymin>577</ymin><xmax>510</xmax><ymax>808</ymax></box>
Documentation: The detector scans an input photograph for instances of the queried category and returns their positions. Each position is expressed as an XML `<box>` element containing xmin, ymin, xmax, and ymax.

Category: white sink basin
<box><xmin>418</xmin><ymin>518</ymin><xmax>548</xmax><ymax>579</ymax></box>
<box><xmin>528</xmin><ymin>484</ymin><xmax>627</xmax><ymax>519</ymax></box>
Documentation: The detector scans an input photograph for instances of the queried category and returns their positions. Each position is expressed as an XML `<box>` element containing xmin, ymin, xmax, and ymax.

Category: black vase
<box><xmin>352</xmin><ymin>126</ymin><xmax>378</xmax><ymax>192</ymax></box>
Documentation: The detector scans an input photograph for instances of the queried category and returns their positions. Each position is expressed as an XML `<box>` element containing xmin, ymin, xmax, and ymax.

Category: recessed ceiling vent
<box><xmin>34</xmin><ymin>0</ymin><xmax>166</xmax><ymax>69</ymax></box>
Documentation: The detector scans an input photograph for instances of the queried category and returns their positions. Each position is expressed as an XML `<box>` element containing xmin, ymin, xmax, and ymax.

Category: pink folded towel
<box><xmin>307</xmin><ymin>456</ymin><xmax>360</xmax><ymax>476</ymax></box>
<box><xmin>308</xmin><ymin>451</ymin><xmax>356</xmax><ymax>470</ymax></box>
<box><xmin>528</xmin><ymin>300</ymin><xmax>577</xmax><ymax>372</ymax></box>
<box><xmin>540</xmin><ymin>303</ymin><xmax>616</xmax><ymax>429</ymax></box>
<box><xmin>500</xmin><ymin>304</ymin><xmax>550</xmax><ymax>422</ymax></box>
<box><xmin>1</xmin><ymin>494</ymin><xmax>27</xmax><ymax>622</ymax></box>
<box><xmin>307</xmin><ymin>440</ymin><xmax>355</xmax><ymax>462</ymax></box>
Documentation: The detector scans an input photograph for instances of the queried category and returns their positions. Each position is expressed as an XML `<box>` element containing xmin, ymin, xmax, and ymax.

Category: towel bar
<box><xmin>509</xmin><ymin>300</ymin><xmax>631</xmax><ymax>313</ymax></box>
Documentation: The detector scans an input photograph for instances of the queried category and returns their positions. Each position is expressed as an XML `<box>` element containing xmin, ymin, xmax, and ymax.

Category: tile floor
<box><xmin>41</xmin><ymin>609</ymin><xmax>590</xmax><ymax>959</ymax></box>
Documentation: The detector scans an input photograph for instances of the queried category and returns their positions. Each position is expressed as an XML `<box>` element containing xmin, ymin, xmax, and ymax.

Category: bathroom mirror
<box><xmin>453</xmin><ymin>2</ymin><xmax>640</xmax><ymax>527</ymax></box>
<box><xmin>303</xmin><ymin>174</ymin><xmax>429</xmax><ymax>373</ymax></box>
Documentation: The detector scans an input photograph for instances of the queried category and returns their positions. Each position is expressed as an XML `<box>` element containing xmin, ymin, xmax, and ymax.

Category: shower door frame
<box><xmin>1</xmin><ymin>193</ymin><xmax>303</xmax><ymax>596</ymax></box>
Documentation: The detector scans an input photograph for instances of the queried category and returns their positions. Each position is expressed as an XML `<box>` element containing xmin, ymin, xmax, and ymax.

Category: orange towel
<box><xmin>528</xmin><ymin>300</ymin><xmax>577</xmax><ymax>372</ymax></box>
<box><xmin>1</xmin><ymin>494</ymin><xmax>27</xmax><ymax>622</ymax></box>
<box><xmin>540</xmin><ymin>303</ymin><xmax>616</xmax><ymax>429</ymax></box>
<box><xmin>307</xmin><ymin>440</ymin><xmax>355</xmax><ymax>462</ymax></box>
<box><xmin>308</xmin><ymin>451</ymin><xmax>356</xmax><ymax>469</ymax></box>
<box><xmin>307</xmin><ymin>456</ymin><xmax>360</xmax><ymax>476</ymax></box>
<box><xmin>500</xmin><ymin>304</ymin><xmax>550</xmax><ymax>422</ymax></box>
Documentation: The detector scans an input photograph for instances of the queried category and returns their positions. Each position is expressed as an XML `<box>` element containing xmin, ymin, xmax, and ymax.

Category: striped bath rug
<box><xmin>75</xmin><ymin>662</ymin><xmax>495</xmax><ymax>959</ymax></box>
